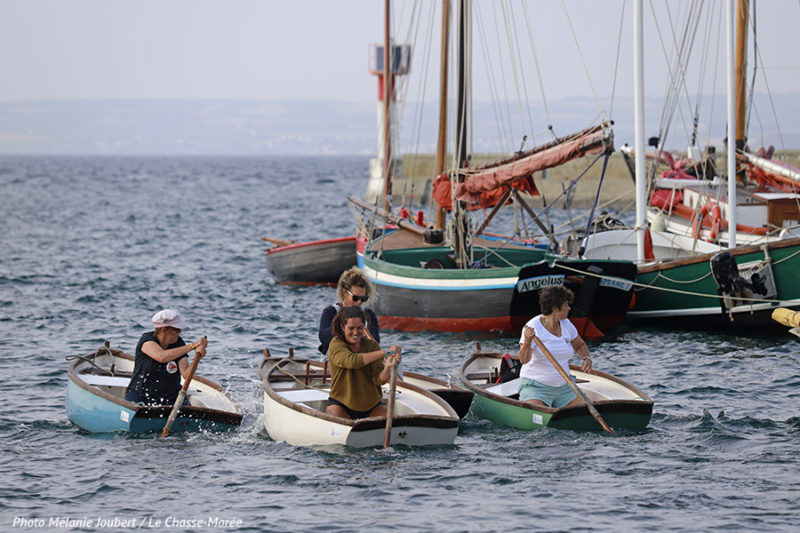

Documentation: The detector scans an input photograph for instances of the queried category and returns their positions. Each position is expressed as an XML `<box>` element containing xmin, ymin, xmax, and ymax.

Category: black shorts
<box><xmin>327</xmin><ymin>397</ymin><xmax>381</xmax><ymax>419</ymax></box>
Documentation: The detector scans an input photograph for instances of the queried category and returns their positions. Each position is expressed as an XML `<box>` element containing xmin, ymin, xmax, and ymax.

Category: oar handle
<box><xmin>160</xmin><ymin>338</ymin><xmax>205</xmax><ymax>438</ymax></box>
<box><xmin>531</xmin><ymin>335</ymin><xmax>615</xmax><ymax>435</ymax></box>
<box><xmin>260</xmin><ymin>236</ymin><xmax>295</xmax><ymax>247</ymax></box>
<box><xmin>180</xmin><ymin>349</ymin><xmax>203</xmax><ymax>391</ymax></box>
<box><xmin>383</xmin><ymin>359</ymin><xmax>399</xmax><ymax>449</ymax></box>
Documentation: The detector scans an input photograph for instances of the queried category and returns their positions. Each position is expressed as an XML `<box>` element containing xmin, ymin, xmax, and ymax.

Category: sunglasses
<box><xmin>346</xmin><ymin>289</ymin><xmax>368</xmax><ymax>303</ymax></box>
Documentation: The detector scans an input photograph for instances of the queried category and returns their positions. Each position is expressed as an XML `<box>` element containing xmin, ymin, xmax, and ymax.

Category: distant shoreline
<box><xmin>395</xmin><ymin>150</ymin><xmax>800</xmax><ymax>209</ymax></box>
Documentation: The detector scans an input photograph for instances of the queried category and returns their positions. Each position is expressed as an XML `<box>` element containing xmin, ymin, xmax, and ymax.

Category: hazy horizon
<box><xmin>1</xmin><ymin>92</ymin><xmax>798</xmax><ymax>157</ymax></box>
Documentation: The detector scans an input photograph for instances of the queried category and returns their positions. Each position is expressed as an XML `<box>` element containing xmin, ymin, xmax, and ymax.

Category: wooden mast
<box><xmin>727</xmin><ymin>0</ymin><xmax>738</xmax><ymax>248</ymax></box>
<box><xmin>454</xmin><ymin>0</ymin><xmax>468</xmax><ymax>170</ymax></box>
<box><xmin>434</xmin><ymin>0</ymin><xmax>450</xmax><ymax>230</ymax></box>
<box><xmin>734</xmin><ymin>0</ymin><xmax>748</xmax><ymax>156</ymax></box>
<box><xmin>451</xmin><ymin>0</ymin><xmax>470</xmax><ymax>267</ymax></box>
<box><xmin>381</xmin><ymin>0</ymin><xmax>392</xmax><ymax>212</ymax></box>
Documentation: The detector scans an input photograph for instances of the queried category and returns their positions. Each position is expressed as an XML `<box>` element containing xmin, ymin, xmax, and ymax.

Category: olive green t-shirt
<box><xmin>327</xmin><ymin>336</ymin><xmax>387</xmax><ymax>412</ymax></box>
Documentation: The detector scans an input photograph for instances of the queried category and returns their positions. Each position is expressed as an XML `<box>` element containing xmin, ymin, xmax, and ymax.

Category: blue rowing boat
<box><xmin>66</xmin><ymin>343</ymin><xmax>242</xmax><ymax>434</ymax></box>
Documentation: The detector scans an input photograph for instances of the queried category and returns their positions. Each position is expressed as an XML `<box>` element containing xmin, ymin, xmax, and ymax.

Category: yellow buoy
<box><xmin>771</xmin><ymin>308</ymin><xmax>800</xmax><ymax>328</ymax></box>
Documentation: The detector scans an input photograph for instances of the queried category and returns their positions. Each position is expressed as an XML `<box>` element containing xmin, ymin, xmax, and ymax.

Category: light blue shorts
<box><xmin>518</xmin><ymin>376</ymin><xmax>577</xmax><ymax>408</ymax></box>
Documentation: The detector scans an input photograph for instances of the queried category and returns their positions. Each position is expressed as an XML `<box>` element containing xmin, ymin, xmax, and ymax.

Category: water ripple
<box><xmin>1</xmin><ymin>156</ymin><xmax>799</xmax><ymax>531</ymax></box>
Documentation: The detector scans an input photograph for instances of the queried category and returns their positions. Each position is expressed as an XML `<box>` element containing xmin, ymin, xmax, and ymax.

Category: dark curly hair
<box><xmin>331</xmin><ymin>305</ymin><xmax>367</xmax><ymax>340</ymax></box>
<box><xmin>539</xmin><ymin>286</ymin><xmax>574</xmax><ymax>315</ymax></box>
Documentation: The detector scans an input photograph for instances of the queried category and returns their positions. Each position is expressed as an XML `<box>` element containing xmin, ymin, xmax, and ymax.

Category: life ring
<box><xmin>692</xmin><ymin>202</ymin><xmax>722</xmax><ymax>242</ymax></box>
<box><xmin>692</xmin><ymin>203</ymin><xmax>709</xmax><ymax>239</ymax></box>
<box><xmin>708</xmin><ymin>204</ymin><xmax>722</xmax><ymax>242</ymax></box>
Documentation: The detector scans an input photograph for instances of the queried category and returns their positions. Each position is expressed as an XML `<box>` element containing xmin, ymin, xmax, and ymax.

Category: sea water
<box><xmin>1</xmin><ymin>155</ymin><xmax>798</xmax><ymax>532</ymax></box>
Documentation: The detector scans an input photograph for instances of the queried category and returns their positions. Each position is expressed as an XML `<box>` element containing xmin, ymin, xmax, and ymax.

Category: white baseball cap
<box><xmin>151</xmin><ymin>309</ymin><xmax>188</xmax><ymax>330</ymax></box>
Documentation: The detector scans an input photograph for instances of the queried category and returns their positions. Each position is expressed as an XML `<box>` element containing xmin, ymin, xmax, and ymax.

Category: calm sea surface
<box><xmin>1</xmin><ymin>155</ymin><xmax>798</xmax><ymax>532</ymax></box>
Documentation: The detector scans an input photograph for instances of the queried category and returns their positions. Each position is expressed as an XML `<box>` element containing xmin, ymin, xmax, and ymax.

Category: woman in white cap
<box><xmin>124</xmin><ymin>309</ymin><xmax>207</xmax><ymax>405</ymax></box>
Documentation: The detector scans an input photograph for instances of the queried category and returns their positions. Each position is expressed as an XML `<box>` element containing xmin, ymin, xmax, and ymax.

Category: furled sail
<box><xmin>432</xmin><ymin>121</ymin><xmax>614</xmax><ymax>210</ymax></box>
<box><xmin>739</xmin><ymin>147</ymin><xmax>800</xmax><ymax>192</ymax></box>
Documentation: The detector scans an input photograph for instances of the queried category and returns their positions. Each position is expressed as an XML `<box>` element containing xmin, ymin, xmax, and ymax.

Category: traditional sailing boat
<box><xmin>583</xmin><ymin>0</ymin><xmax>800</xmax><ymax>332</ymax></box>
<box><xmin>638</xmin><ymin>0</ymin><xmax>800</xmax><ymax>247</ymax></box>
<box><xmin>352</xmin><ymin>0</ymin><xmax>636</xmax><ymax>339</ymax></box>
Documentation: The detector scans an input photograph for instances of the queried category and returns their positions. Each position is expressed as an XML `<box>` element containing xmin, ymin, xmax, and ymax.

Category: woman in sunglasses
<box><xmin>318</xmin><ymin>266</ymin><xmax>380</xmax><ymax>355</ymax></box>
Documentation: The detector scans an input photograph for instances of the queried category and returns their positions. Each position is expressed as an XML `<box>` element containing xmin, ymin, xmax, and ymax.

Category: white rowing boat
<box><xmin>259</xmin><ymin>350</ymin><xmax>459</xmax><ymax>448</ymax></box>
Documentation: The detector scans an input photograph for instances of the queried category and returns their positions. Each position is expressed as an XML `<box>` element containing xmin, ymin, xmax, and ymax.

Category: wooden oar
<box><xmin>260</xmin><ymin>236</ymin><xmax>295</xmax><ymax>247</ymax></box>
<box><xmin>531</xmin><ymin>335</ymin><xmax>615</xmax><ymax>435</ymax></box>
<box><xmin>383</xmin><ymin>358</ymin><xmax>399</xmax><ymax>449</ymax></box>
<box><xmin>160</xmin><ymin>341</ymin><xmax>204</xmax><ymax>438</ymax></box>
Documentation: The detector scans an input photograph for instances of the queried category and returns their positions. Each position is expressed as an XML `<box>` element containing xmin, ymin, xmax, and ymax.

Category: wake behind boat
<box><xmin>66</xmin><ymin>343</ymin><xmax>242</xmax><ymax>434</ymax></box>
<box><xmin>459</xmin><ymin>349</ymin><xmax>652</xmax><ymax>432</ymax></box>
<box><xmin>260</xmin><ymin>351</ymin><xmax>459</xmax><ymax>448</ymax></box>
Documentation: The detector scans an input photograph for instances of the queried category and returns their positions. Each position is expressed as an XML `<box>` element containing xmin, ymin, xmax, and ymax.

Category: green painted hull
<box><xmin>630</xmin><ymin>237</ymin><xmax>800</xmax><ymax>330</ymax></box>
<box><xmin>460</xmin><ymin>352</ymin><xmax>653</xmax><ymax>432</ymax></box>
<box><xmin>469</xmin><ymin>385</ymin><xmax>652</xmax><ymax>432</ymax></box>
<box><xmin>358</xmin><ymin>238</ymin><xmax>636</xmax><ymax>338</ymax></box>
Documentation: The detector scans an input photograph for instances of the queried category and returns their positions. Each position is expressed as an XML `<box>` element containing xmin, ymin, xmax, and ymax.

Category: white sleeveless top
<box><xmin>518</xmin><ymin>315</ymin><xmax>578</xmax><ymax>387</ymax></box>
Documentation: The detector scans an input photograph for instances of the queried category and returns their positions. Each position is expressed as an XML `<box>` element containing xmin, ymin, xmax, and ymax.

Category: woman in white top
<box><xmin>517</xmin><ymin>286</ymin><xmax>592</xmax><ymax>408</ymax></box>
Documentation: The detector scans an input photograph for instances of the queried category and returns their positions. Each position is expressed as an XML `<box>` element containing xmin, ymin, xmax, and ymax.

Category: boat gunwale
<box><xmin>458</xmin><ymin>350</ymin><xmax>653</xmax><ymax>415</ymax></box>
<box><xmin>402</xmin><ymin>370</ymin><xmax>469</xmax><ymax>391</ymax></box>
<box><xmin>260</xmin><ymin>354</ymin><xmax>460</xmax><ymax>429</ymax></box>
<box><xmin>264</xmin><ymin>236</ymin><xmax>356</xmax><ymax>255</ymax></box>
<box><xmin>68</xmin><ymin>345</ymin><xmax>243</xmax><ymax>423</ymax></box>
<box><xmin>637</xmin><ymin>236</ymin><xmax>800</xmax><ymax>274</ymax></box>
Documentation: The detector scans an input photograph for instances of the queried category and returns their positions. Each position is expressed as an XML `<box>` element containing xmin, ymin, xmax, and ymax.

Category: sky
<box><xmin>2</xmin><ymin>0</ymin><xmax>798</xmax><ymax>103</ymax></box>
<box><xmin>1</xmin><ymin>1</ymin><xmax>799</xmax><ymax>154</ymax></box>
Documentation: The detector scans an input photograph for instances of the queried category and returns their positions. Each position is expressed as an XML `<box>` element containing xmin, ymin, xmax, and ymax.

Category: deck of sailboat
<box><xmin>369</xmin><ymin>227</ymin><xmax>541</xmax><ymax>253</ymax></box>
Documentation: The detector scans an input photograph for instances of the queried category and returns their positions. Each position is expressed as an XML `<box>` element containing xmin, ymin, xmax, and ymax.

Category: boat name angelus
<box><xmin>516</xmin><ymin>275</ymin><xmax>565</xmax><ymax>293</ymax></box>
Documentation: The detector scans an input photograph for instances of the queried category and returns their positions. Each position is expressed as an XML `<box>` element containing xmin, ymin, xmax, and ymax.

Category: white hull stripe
<box><xmin>362</xmin><ymin>264</ymin><xmax>518</xmax><ymax>291</ymax></box>
<box><xmin>628</xmin><ymin>299</ymin><xmax>800</xmax><ymax>319</ymax></box>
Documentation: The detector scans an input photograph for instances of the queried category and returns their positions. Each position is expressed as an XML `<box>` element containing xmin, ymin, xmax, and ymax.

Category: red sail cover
<box><xmin>433</xmin><ymin>125</ymin><xmax>613</xmax><ymax>210</ymax></box>
<box><xmin>739</xmin><ymin>147</ymin><xmax>800</xmax><ymax>193</ymax></box>
<box><xmin>432</xmin><ymin>173</ymin><xmax>537</xmax><ymax>211</ymax></box>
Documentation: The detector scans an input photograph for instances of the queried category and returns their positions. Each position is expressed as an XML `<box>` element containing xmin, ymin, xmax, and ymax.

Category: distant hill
<box><xmin>1</xmin><ymin>94</ymin><xmax>797</xmax><ymax>155</ymax></box>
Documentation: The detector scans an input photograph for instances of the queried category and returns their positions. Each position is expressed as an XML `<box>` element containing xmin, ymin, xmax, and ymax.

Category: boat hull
<box><xmin>460</xmin><ymin>351</ymin><xmax>653</xmax><ymax>432</ymax></box>
<box><xmin>630</xmin><ymin>237</ymin><xmax>800</xmax><ymax>332</ymax></box>
<box><xmin>66</xmin><ymin>346</ymin><xmax>242</xmax><ymax>434</ymax></box>
<box><xmin>360</xmin><ymin>239</ymin><xmax>635</xmax><ymax>339</ymax></box>
<box><xmin>260</xmin><ymin>355</ymin><xmax>459</xmax><ymax>448</ymax></box>
<box><xmin>265</xmin><ymin>236</ymin><xmax>356</xmax><ymax>286</ymax></box>
<box><xmin>263</xmin><ymin>392</ymin><xmax>459</xmax><ymax>448</ymax></box>
<box><xmin>469</xmin><ymin>388</ymin><xmax>653</xmax><ymax>431</ymax></box>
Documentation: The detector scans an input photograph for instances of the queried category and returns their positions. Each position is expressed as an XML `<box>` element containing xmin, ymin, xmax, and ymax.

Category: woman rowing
<box><xmin>517</xmin><ymin>286</ymin><xmax>593</xmax><ymax>408</ymax></box>
<box><xmin>125</xmin><ymin>309</ymin><xmax>207</xmax><ymax>405</ymax></box>
<box><xmin>325</xmin><ymin>306</ymin><xmax>400</xmax><ymax>419</ymax></box>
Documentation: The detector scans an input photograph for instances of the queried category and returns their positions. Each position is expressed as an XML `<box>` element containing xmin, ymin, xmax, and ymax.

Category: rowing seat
<box><xmin>78</xmin><ymin>374</ymin><xmax>199</xmax><ymax>393</ymax></box>
<box><xmin>270</xmin><ymin>372</ymin><xmax>332</xmax><ymax>382</ymax></box>
<box><xmin>277</xmin><ymin>388</ymin><xmax>330</xmax><ymax>403</ymax></box>
<box><xmin>78</xmin><ymin>374</ymin><xmax>131</xmax><ymax>387</ymax></box>
<box><xmin>484</xmin><ymin>378</ymin><xmax>520</xmax><ymax>397</ymax></box>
